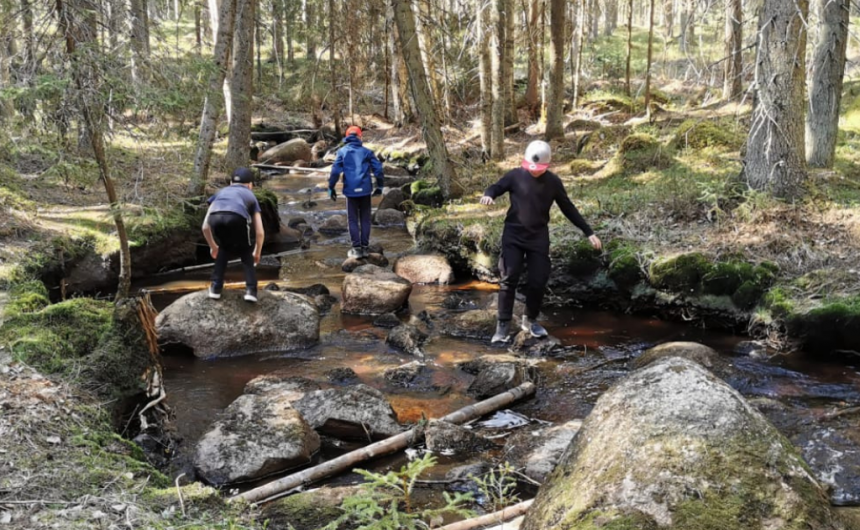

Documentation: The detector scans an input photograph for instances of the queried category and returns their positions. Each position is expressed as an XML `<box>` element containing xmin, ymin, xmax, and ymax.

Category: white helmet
<box><xmin>522</xmin><ymin>141</ymin><xmax>551</xmax><ymax>171</ymax></box>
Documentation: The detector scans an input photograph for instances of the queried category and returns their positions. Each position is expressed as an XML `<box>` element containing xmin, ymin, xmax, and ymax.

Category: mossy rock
<box><xmin>579</xmin><ymin>126</ymin><xmax>632</xmax><ymax>159</ymax></box>
<box><xmin>568</xmin><ymin>158</ymin><xmax>602</xmax><ymax>176</ymax></box>
<box><xmin>792</xmin><ymin>296</ymin><xmax>860</xmax><ymax>354</ymax></box>
<box><xmin>648</xmin><ymin>252</ymin><xmax>712</xmax><ymax>293</ymax></box>
<box><xmin>614</xmin><ymin>133</ymin><xmax>674</xmax><ymax>172</ymax></box>
<box><xmin>673</xmin><ymin>118</ymin><xmax>745</xmax><ymax>151</ymax></box>
<box><xmin>521</xmin><ymin>357</ymin><xmax>842</xmax><ymax>530</ymax></box>
<box><xmin>606</xmin><ymin>242</ymin><xmax>642</xmax><ymax>289</ymax></box>
<box><xmin>261</xmin><ymin>486</ymin><xmax>358</xmax><ymax>530</ymax></box>
<box><xmin>411</xmin><ymin>180</ymin><xmax>444</xmax><ymax>206</ymax></box>
<box><xmin>568</xmin><ymin>239</ymin><xmax>603</xmax><ymax>276</ymax></box>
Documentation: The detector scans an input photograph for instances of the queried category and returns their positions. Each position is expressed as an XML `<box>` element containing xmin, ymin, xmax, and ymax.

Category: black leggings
<box><xmin>497</xmin><ymin>233</ymin><xmax>551</xmax><ymax>321</ymax></box>
<box><xmin>209</xmin><ymin>212</ymin><xmax>257</xmax><ymax>289</ymax></box>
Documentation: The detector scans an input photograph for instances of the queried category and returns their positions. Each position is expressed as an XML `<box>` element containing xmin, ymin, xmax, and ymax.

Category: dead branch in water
<box><xmin>435</xmin><ymin>499</ymin><xmax>534</xmax><ymax>530</ymax></box>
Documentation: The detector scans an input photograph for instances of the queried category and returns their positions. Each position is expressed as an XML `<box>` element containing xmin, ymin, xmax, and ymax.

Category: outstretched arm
<box><xmin>481</xmin><ymin>172</ymin><xmax>513</xmax><ymax>205</ymax></box>
<box><xmin>556</xmin><ymin>183</ymin><xmax>602</xmax><ymax>249</ymax></box>
<box><xmin>252</xmin><ymin>212</ymin><xmax>265</xmax><ymax>264</ymax></box>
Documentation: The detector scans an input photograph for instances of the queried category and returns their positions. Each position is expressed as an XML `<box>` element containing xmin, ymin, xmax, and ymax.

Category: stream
<box><xmin>137</xmin><ymin>169</ymin><xmax>860</xmax><ymax>506</ymax></box>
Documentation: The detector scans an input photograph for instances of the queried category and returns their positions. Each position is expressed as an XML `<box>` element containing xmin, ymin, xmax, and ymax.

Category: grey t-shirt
<box><xmin>207</xmin><ymin>185</ymin><xmax>262</xmax><ymax>221</ymax></box>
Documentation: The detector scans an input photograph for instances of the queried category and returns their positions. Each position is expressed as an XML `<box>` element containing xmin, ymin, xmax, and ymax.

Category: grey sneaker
<box><xmin>208</xmin><ymin>284</ymin><xmax>222</xmax><ymax>300</ymax></box>
<box><xmin>522</xmin><ymin>316</ymin><xmax>548</xmax><ymax>338</ymax></box>
<box><xmin>347</xmin><ymin>247</ymin><xmax>361</xmax><ymax>259</ymax></box>
<box><xmin>491</xmin><ymin>320</ymin><xmax>511</xmax><ymax>343</ymax></box>
<box><xmin>360</xmin><ymin>246</ymin><xmax>370</xmax><ymax>258</ymax></box>
<box><xmin>244</xmin><ymin>287</ymin><xmax>258</xmax><ymax>303</ymax></box>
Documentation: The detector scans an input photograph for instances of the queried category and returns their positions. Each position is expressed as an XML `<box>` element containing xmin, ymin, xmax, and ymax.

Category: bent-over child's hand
<box><xmin>210</xmin><ymin>245</ymin><xmax>219</xmax><ymax>259</ymax></box>
<box><xmin>480</xmin><ymin>195</ymin><xmax>495</xmax><ymax>206</ymax></box>
<box><xmin>589</xmin><ymin>235</ymin><xmax>602</xmax><ymax>251</ymax></box>
<box><xmin>254</xmin><ymin>250</ymin><xmax>262</xmax><ymax>265</ymax></box>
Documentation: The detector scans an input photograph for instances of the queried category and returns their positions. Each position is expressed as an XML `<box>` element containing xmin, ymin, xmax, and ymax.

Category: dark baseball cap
<box><xmin>231</xmin><ymin>167</ymin><xmax>254</xmax><ymax>183</ymax></box>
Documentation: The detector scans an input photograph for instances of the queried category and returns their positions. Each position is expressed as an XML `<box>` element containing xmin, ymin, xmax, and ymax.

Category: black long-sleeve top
<box><xmin>484</xmin><ymin>168</ymin><xmax>594</xmax><ymax>239</ymax></box>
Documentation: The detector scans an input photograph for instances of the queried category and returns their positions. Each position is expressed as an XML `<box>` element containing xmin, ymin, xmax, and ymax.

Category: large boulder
<box><xmin>292</xmin><ymin>384</ymin><xmax>404</xmax><ymax>440</ymax></box>
<box><xmin>319</xmin><ymin>214</ymin><xmax>348</xmax><ymax>236</ymax></box>
<box><xmin>193</xmin><ymin>391</ymin><xmax>320</xmax><ymax>485</ymax></box>
<box><xmin>156</xmin><ymin>290</ymin><xmax>320</xmax><ymax>358</ymax></box>
<box><xmin>386</xmin><ymin>324</ymin><xmax>426</xmax><ymax>356</ymax></box>
<box><xmin>522</xmin><ymin>357</ymin><xmax>843</xmax><ymax>530</ymax></box>
<box><xmin>373</xmin><ymin>208</ymin><xmax>406</xmax><ymax>226</ymax></box>
<box><xmin>259</xmin><ymin>138</ymin><xmax>313</xmax><ymax>165</ymax></box>
<box><xmin>377</xmin><ymin>188</ymin><xmax>407</xmax><ymax>211</ymax></box>
<box><xmin>393</xmin><ymin>255</ymin><xmax>455</xmax><ymax>284</ymax></box>
<box><xmin>633</xmin><ymin>341</ymin><xmax>719</xmax><ymax>369</ymax></box>
<box><xmin>341</xmin><ymin>265</ymin><xmax>412</xmax><ymax>315</ymax></box>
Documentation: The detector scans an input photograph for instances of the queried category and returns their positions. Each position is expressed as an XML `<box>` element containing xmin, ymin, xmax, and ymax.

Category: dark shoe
<box><xmin>521</xmin><ymin>316</ymin><xmax>548</xmax><ymax>338</ymax></box>
<box><xmin>244</xmin><ymin>287</ymin><xmax>258</xmax><ymax>303</ymax></box>
<box><xmin>491</xmin><ymin>320</ymin><xmax>511</xmax><ymax>344</ymax></box>
<box><xmin>208</xmin><ymin>284</ymin><xmax>223</xmax><ymax>300</ymax></box>
<box><xmin>360</xmin><ymin>246</ymin><xmax>370</xmax><ymax>258</ymax></box>
<box><xmin>347</xmin><ymin>247</ymin><xmax>361</xmax><ymax>259</ymax></box>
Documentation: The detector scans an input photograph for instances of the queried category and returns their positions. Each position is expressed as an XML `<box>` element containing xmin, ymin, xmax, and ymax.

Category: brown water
<box><xmin>140</xmin><ymin>169</ymin><xmax>860</xmax><ymax>501</ymax></box>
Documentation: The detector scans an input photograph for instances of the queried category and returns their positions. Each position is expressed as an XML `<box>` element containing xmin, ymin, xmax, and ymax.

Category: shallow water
<box><xmin>140</xmin><ymin>167</ymin><xmax>860</xmax><ymax>502</ymax></box>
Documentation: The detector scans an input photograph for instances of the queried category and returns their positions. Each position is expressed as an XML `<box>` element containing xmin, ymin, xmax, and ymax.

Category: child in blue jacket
<box><xmin>328</xmin><ymin>126</ymin><xmax>385</xmax><ymax>258</ymax></box>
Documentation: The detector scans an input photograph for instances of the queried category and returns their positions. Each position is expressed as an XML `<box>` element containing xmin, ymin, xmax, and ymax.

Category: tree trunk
<box><xmin>189</xmin><ymin>0</ymin><xmax>237</xmax><ymax>196</ymax></box>
<box><xmin>393</xmin><ymin>0</ymin><xmax>458</xmax><ymax>198</ymax></box>
<box><xmin>129</xmin><ymin>0</ymin><xmax>151</xmax><ymax>86</ymax></box>
<box><xmin>225</xmin><ymin>0</ymin><xmax>254</xmax><ymax>171</ymax></box>
<box><xmin>272</xmin><ymin>0</ymin><xmax>284</xmax><ymax>67</ymax></box>
<box><xmin>679</xmin><ymin>0</ymin><xmax>694</xmax><ymax>51</ymax></box>
<box><xmin>525</xmin><ymin>0</ymin><xmax>540</xmax><ymax>117</ymax></box>
<box><xmin>545</xmin><ymin>0</ymin><xmax>565</xmax><ymax>140</ymax></box>
<box><xmin>625</xmin><ymin>0</ymin><xmax>633</xmax><ymax>96</ymax></box>
<box><xmin>572</xmin><ymin>0</ymin><xmax>585</xmax><ymax>106</ymax></box>
<box><xmin>605</xmin><ymin>0</ymin><xmax>617</xmax><ymax>36</ymax></box>
<box><xmin>743</xmin><ymin>0</ymin><xmax>808</xmax><ymax>199</ymax></box>
<box><xmin>723</xmin><ymin>0</ymin><xmax>743</xmax><ymax>100</ymax></box>
<box><xmin>806</xmin><ymin>0</ymin><xmax>849</xmax><ymax>169</ymax></box>
<box><xmin>663</xmin><ymin>0</ymin><xmax>673</xmax><ymax>38</ymax></box>
<box><xmin>589</xmin><ymin>0</ymin><xmax>599</xmax><ymax>40</ymax></box>
<box><xmin>388</xmin><ymin>2</ymin><xmax>403</xmax><ymax>124</ymax></box>
<box><xmin>0</xmin><ymin>0</ymin><xmax>13</xmax><ymax>121</ymax></box>
<box><xmin>490</xmin><ymin>0</ymin><xmax>505</xmax><ymax>159</ymax></box>
<box><xmin>194</xmin><ymin>1</ymin><xmax>203</xmax><ymax>52</ymax></box>
<box><xmin>503</xmin><ymin>0</ymin><xmax>516</xmax><ymax>125</ymax></box>
<box><xmin>644</xmin><ymin>0</ymin><xmax>655</xmax><ymax>120</ymax></box>
<box><xmin>328</xmin><ymin>0</ymin><xmax>341</xmax><ymax>136</ymax></box>
<box><xmin>415</xmin><ymin>0</ymin><xmax>442</xmax><ymax>118</ymax></box>
<box><xmin>57</xmin><ymin>0</ymin><xmax>132</xmax><ymax>299</ymax></box>
<box><xmin>304</xmin><ymin>0</ymin><xmax>315</xmax><ymax>59</ymax></box>
<box><xmin>478</xmin><ymin>0</ymin><xmax>492</xmax><ymax>156</ymax></box>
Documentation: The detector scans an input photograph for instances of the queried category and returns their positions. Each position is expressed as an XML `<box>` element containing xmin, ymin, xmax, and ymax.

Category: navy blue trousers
<box><xmin>346</xmin><ymin>195</ymin><xmax>372</xmax><ymax>248</ymax></box>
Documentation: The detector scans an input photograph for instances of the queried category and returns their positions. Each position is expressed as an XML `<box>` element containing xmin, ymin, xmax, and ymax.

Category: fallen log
<box><xmin>252</xmin><ymin>163</ymin><xmax>331</xmax><ymax>174</ymax></box>
<box><xmin>147</xmin><ymin>248</ymin><xmax>306</xmax><ymax>277</ymax></box>
<box><xmin>436</xmin><ymin>499</ymin><xmax>533</xmax><ymax>530</ymax></box>
<box><xmin>230</xmin><ymin>382</ymin><xmax>536</xmax><ymax>505</ymax></box>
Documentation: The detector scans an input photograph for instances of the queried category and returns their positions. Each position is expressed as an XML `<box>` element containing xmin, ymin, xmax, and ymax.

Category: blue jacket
<box><xmin>328</xmin><ymin>136</ymin><xmax>384</xmax><ymax>197</ymax></box>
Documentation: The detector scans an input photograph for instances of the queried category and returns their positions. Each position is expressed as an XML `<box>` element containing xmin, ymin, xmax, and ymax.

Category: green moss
<box><xmin>580</xmin><ymin>126</ymin><xmax>632</xmax><ymax>159</ymax></box>
<box><xmin>262</xmin><ymin>489</ymin><xmax>346</xmax><ymax>530</ymax></box>
<box><xmin>563</xmin><ymin>509</ymin><xmax>658</xmax><ymax>530</ymax></box>
<box><xmin>614</xmin><ymin>133</ymin><xmax>675</xmax><ymax>172</ymax></box>
<box><xmin>606</xmin><ymin>241</ymin><xmax>642</xmax><ymax>289</ymax></box>
<box><xmin>568</xmin><ymin>238</ymin><xmax>603</xmax><ymax>276</ymax></box>
<box><xmin>673</xmin><ymin>119</ymin><xmax>745</xmax><ymax>151</ymax></box>
<box><xmin>761</xmin><ymin>287</ymin><xmax>796</xmax><ymax>319</ymax></box>
<box><xmin>569</xmin><ymin>159</ymin><xmax>603</xmax><ymax>175</ymax></box>
<box><xmin>702</xmin><ymin>261</ymin><xmax>754</xmax><ymax>295</ymax></box>
<box><xmin>648</xmin><ymin>252</ymin><xmax>712</xmax><ymax>293</ymax></box>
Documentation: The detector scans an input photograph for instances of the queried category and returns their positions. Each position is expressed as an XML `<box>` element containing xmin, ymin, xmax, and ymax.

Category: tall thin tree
<box><xmin>545</xmin><ymin>0</ymin><xmax>565</xmax><ymax>139</ymax></box>
<box><xmin>478</xmin><ymin>0</ymin><xmax>493</xmax><ymax>157</ymax></box>
<box><xmin>806</xmin><ymin>0</ymin><xmax>850</xmax><ymax>168</ymax></box>
<box><xmin>57</xmin><ymin>0</ymin><xmax>132</xmax><ymax>298</ymax></box>
<box><xmin>393</xmin><ymin>0</ymin><xmax>458</xmax><ymax>198</ymax></box>
<box><xmin>490</xmin><ymin>0</ymin><xmax>505</xmax><ymax>159</ymax></box>
<box><xmin>625</xmin><ymin>0</ymin><xmax>633</xmax><ymax>96</ymax></box>
<box><xmin>225</xmin><ymin>0</ymin><xmax>255</xmax><ymax>171</ymax></box>
<box><xmin>644</xmin><ymin>0</ymin><xmax>656</xmax><ymax>120</ymax></box>
<box><xmin>723</xmin><ymin>0</ymin><xmax>743</xmax><ymax>100</ymax></box>
<box><xmin>189</xmin><ymin>0</ymin><xmax>238</xmax><ymax>196</ymax></box>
